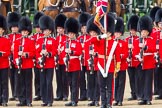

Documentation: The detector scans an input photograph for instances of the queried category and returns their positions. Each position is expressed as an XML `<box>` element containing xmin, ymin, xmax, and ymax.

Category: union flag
<box><xmin>94</xmin><ymin>0</ymin><xmax>108</xmax><ymax>33</ymax></box>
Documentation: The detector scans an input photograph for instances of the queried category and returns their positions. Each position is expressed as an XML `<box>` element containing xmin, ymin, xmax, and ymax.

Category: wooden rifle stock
<box><xmin>89</xmin><ymin>45</ymin><xmax>94</xmax><ymax>74</ymax></box>
<box><xmin>65</xmin><ymin>41</ymin><xmax>70</xmax><ymax>71</ymax></box>
<box><xmin>40</xmin><ymin>44</ymin><xmax>46</xmax><ymax>72</ymax></box>
<box><xmin>18</xmin><ymin>45</ymin><xmax>22</xmax><ymax>74</ymax></box>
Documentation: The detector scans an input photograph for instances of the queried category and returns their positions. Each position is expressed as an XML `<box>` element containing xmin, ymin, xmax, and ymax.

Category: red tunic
<box><xmin>91</xmin><ymin>37</ymin><xmax>121</xmax><ymax>73</ymax></box>
<box><xmin>14</xmin><ymin>37</ymin><xmax>35</xmax><ymax>69</ymax></box>
<box><xmin>0</xmin><ymin>36</ymin><xmax>11</xmax><ymax>68</ymax></box>
<box><xmin>36</xmin><ymin>36</ymin><xmax>57</xmax><ymax>68</ymax></box>
<box><xmin>61</xmin><ymin>39</ymin><xmax>82</xmax><ymax>72</ymax></box>
<box><xmin>77</xmin><ymin>34</ymin><xmax>91</xmax><ymax>66</ymax></box>
<box><xmin>56</xmin><ymin>34</ymin><xmax>68</xmax><ymax>65</ymax></box>
<box><xmin>125</xmin><ymin>36</ymin><xmax>140</xmax><ymax>67</ymax></box>
<box><xmin>133</xmin><ymin>37</ymin><xmax>156</xmax><ymax>69</ymax></box>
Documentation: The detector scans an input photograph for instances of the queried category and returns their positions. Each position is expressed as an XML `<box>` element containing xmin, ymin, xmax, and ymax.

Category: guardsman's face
<box><xmin>81</xmin><ymin>26</ymin><xmax>87</xmax><ymax>34</ymax></box>
<box><xmin>11</xmin><ymin>26</ymin><xmax>19</xmax><ymax>33</ymax></box>
<box><xmin>0</xmin><ymin>28</ymin><xmax>5</xmax><ymax>35</ymax></box>
<box><xmin>43</xmin><ymin>29</ymin><xmax>52</xmax><ymax>36</ymax></box>
<box><xmin>35</xmin><ymin>27</ymin><xmax>41</xmax><ymax>33</ymax></box>
<box><xmin>158</xmin><ymin>22</ymin><xmax>162</xmax><ymax>29</ymax></box>
<box><xmin>21</xmin><ymin>30</ymin><xmax>29</xmax><ymax>36</ymax></box>
<box><xmin>89</xmin><ymin>31</ymin><xmax>97</xmax><ymax>37</ymax></box>
<box><xmin>114</xmin><ymin>32</ymin><xmax>122</xmax><ymax>38</ymax></box>
<box><xmin>68</xmin><ymin>32</ymin><xmax>76</xmax><ymax>39</ymax></box>
<box><xmin>141</xmin><ymin>30</ymin><xmax>149</xmax><ymax>38</ymax></box>
<box><xmin>130</xmin><ymin>29</ymin><xmax>136</xmax><ymax>36</ymax></box>
<box><xmin>57</xmin><ymin>27</ymin><xmax>64</xmax><ymax>35</ymax></box>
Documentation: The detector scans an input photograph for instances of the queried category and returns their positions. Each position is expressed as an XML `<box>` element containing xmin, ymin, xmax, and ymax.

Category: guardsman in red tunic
<box><xmin>62</xmin><ymin>18</ymin><xmax>82</xmax><ymax>106</ymax></box>
<box><xmin>150</xmin><ymin>6</ymin><xmax>161</xmax><ymax>96</ymax></box>
<box><xmin>54</xmin><ymin>14</ymin><xmax>69</xmax><ymax>101</ymax></box>
<box><xmin>14</xmin><ymin>17</ymin><xmax>35</xmax><ymax>107</ymax></box>
<box><xmin>134</xmin><ymin>16</ymin><xmax>156</xmax><ymax>105</ymax></box>
<box><xmin>113</xmin><ymin>17</ymin><xmax>127</xmax><ymax>106</ymax></box>
<box><xmin>91</xmin><ymin>13</ymin><xmax>121</xmax><ymax>108</ymax></box>
<box><xmin>0</xmin><ymin>14</ymin><xmax>11</xmax><ymax>107</ymax></box>
<box><xmin>32</xmin><ymin>12</ymin><xmax>44</xmax><ymax>101</ymax></box>
<box><xmin>154</xmin><ymin>9</ymin><xmax>162</xmax><ymax>100</ymax></box>
<box><xmin>77</xmin><ymin>12</ymin><xmax>91</xmax><ymax>101</ymax></box>
<box><xmin>7</xmin><ymin>12</ymin><xmax>21</xmax><ymax>101</ymax></box>
<box><xmin>36</xmin><ymin>15</ymin><xmax>57</xmax><ymax>107</ymax></box>
<box><xmin>85</xmin><ymin>16</ymin><xmax>100</xmax><ymax>107</ymax></box>
<box><xmin>125</xmin><ymin>14</ymin><xmax>139</xmax><ymax>101</ymax></box>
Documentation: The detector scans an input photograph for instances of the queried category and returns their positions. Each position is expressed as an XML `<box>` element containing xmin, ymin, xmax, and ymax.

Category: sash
<box><xmin>98</xmin><ymin>40</ymin><xmax>118</xmax><ymax>77</ymax></box>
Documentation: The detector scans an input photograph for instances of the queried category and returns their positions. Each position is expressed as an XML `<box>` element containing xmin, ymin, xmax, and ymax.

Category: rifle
<box><xmin>128</xmin><ymin>37</ymin><xmax>132</xmax><ymax>66</ymax></box>
<box><xmin>155</xmin><ymin>39</ymin><xmax>160</xmax><ymax>67</ymax></box>
<box><xmin>139</xmin><ymin>37</ymin><xmax>144</xmax><ymax>66</ymax></box>
<box><xmin>65</xmin><ymin>41</ymin><xmax>70</xmax><ymax>72</ymax></box>
<box><xmin>17</xmin><ymin>45</ymin><xmax>22</xmax><ymax>74</ymax></box>
<box><xmin>55</xmin><ymin>54</ymin><xmax>59</xmax><ymax>70</ymax></box>
<box><xmin>9</xmin><ymin>53</ymin><xmax>14</xmax><ymax>69</ymax></box>
<box><xmin>40</xmin><ymin>43</ymin><xmax>46</xmax><ymax>72</ymax></box>
<box><xmin>80</xmin><ymin>38</ymin><xmax>84</xmax><ymax>68</ymax></box>
<box><xmin>89</xmin><ymin>45</ymin><xmax>94</xmax><ymax>74</ymax></box>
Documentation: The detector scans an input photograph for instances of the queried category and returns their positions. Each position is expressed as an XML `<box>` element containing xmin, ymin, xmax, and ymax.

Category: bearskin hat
<box><xmin>65</xmin><ymin>17</ymin><xmax>79</xmax><ymax>34</ymax></box>
<box><xmin>55</xmin><ymin>14</ymin><xmax>67</xmax><ymax>28</ymax></box>
<box><xmin>86</xmin><ymin>16</ymin><xmax>100</xmax><ymax>34</ymax></box>
<box><xmin>39</xmin><ymin>15</ymin><xmax>54</xmax><ymax>32</ymax></box>
<box><xmin>100</xmin><ymin>13</ymin><xmax>115</xmax><ymax>35</ymax></box>
<box><xmin>150</xmin><ymin>6</ymin><xmax>160</xmax><ymax>22</ymax></box>
<box><xmin>78</xmin><ymin>12</ymin><xmax>91</xmax><ymax>27</ymax></box>
<box><xmin>138</xmin><ymin>15</ymin><xmax>152</xmax><ymax>34</ymax></box>
<box><xmin>0</xmin><ymin>14</ymin><xmax>7</xmax><ymax>31</ymax></box>
<box><xmin>7</xmin><ymin>12</ymin><xmax>21</xmax><ymax>30</ymax></box>
<box><xmin>115</xmin><ymin>17</ymin><xmax>124</xmax><ymax>35</ymax></box>
<box><xmin>127</xmin><ymin>15</ymin><xmax>139</xmax><ymax>31</ymax></box>
<box><xmin>33</xmin><ymin>12</ymin><xmax>44</xmax><ymax>28</ymax></box>
<box><xmin>155</xmin><ymin>8</ymin><xmax>162</xmax><ymax>23</ymax></box>
<box><xmin>18</xmin><ymin>16</ymin><xmax>32</xmax><ymax>34</ymax></box>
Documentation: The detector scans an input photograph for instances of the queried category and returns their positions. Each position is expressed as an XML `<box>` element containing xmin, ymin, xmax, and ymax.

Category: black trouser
<box><xmin>127</xmin><ymin>67</ymin><xmax>137</xmax><ymax>98</ymax></box>
<box><xmin>55</xmin><ymin>65</ymin><xmax>68</xmax><ymax>99</ymax></box>
<box><xmin>154</xmin><ymin>67</ymin><xmax>159</xmax><ymax>94</ymax></box>
<box><xmin>40</xmin><ymin>68</ymin><xmax>54</xmax><ymax>104</ymax></box>
<box><xmin>10</xmin><ymin>66</ymin><xmax>17</xmax><ymax>98</ymax></box>
<box><xmin>79</xmin><ymin>66</ymin><xmax>87</xmax><ymax>99</ymax></box>
<box><xmin>34</xmin><ymin>67</ymin><xmax>41</xmax><ymax>97</ymax></box>
<box><xmin>114</xmin><ymin>70</ymin><xmax>126</xmax><ymax>102</ymax></box>
<box><xmin>0</xmin><ymin>68</ymin><xmax>9</xmax><ymax>104</ymax></box>
<box><xmin>67</xmin><ymin>71</ymin><xmax>80</xmax><ymax>103</ymax></box>
<box><xmin>87</xmin><ymin>71</ymin><xmax>100</xmax><ymax>102</ymax></box>
<box><xmin>141</xmin><ymin>69</ymin><xmax>154</xmax><ymax>101</ymax></box>
<box><xmin>99</xmin><ymin>72</ymin><xmax>113</xmax><ymax>106</ymax></box>
<box><xmin>17</xmin><ymin>68</ymin><xmax>32</xmax><ymax>104</ymax></box>
<box><xmin>135</xmin><ymin>64</ymin><xmax>144</xmax><ymax>99</ymax></box>
<box><xmin>156</xmin><ymin>67</ymin><xmax>162</xmax><ymax>96</ymax></box>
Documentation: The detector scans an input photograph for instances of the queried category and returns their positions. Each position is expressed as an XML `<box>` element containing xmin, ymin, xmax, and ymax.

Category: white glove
<box><xmin>135</xmin><ymin>55</ymin><xmax>143</xmax><ymax>62</ymax></box>
<box><xmin>100</xmin><ymin>34</ymin><xmax>108</xmax><ymax>39</ymax></box>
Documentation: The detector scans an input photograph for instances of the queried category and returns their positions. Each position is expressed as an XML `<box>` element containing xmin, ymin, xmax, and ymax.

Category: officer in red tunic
<box><xmin>77</xmin><ymin>12</ymin><xmax>91</xmax><ymax>101</ymax></box>
<box><xmin>32</xmin><ymin>11</ymin><xmax>44</xmax><ymax>101</ymax></box>
<box><xmin>134</xmin><ymin>16</ymin><xmax>156</xmax><ymax>105</ymax></box>
<box><xmin>54</xmin><ymin>14</ymin><xmax>69</xmax><ymax>101</ymax></box>
<box><xmin>84</xmin><ymin>16</ymin><xmax>100</xmax><ymax>107</ymax></box>
<box><xmin>0</xmin><ymin>14</ymin><xmax>11</xmax><ymax>107</ymax></box>
<box><xmin>7</xmin><ymin>12</ymin><xmax>21</xmax><ymax>101</ymax></box>
<box><xmin>14</xmin><ymin>16</ymin><xmax>35</xmax><ymax>107</ymax></box>
<box><xmin>113</xmin><ymin>17</ymin><xmax>127</xmax><ymax>106</ymax></box>
<box><xmin>36</xmin><ymin>15</ymin><xmax>57</xmax><ymax>107</ymax></box>
<box><xmin>91</xmin><ymin>13</ymin><xmax>121</xmax><ymax>108</ymax></box>
<box><xmin>125</xmin><ymin>14</ymin><xmax>139</xmax><ymax>101</ymax></box>
<box><xmin>62</xmin><ymin>18</ymin><xmax>82</xmax><ymax>106</ymax></box>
